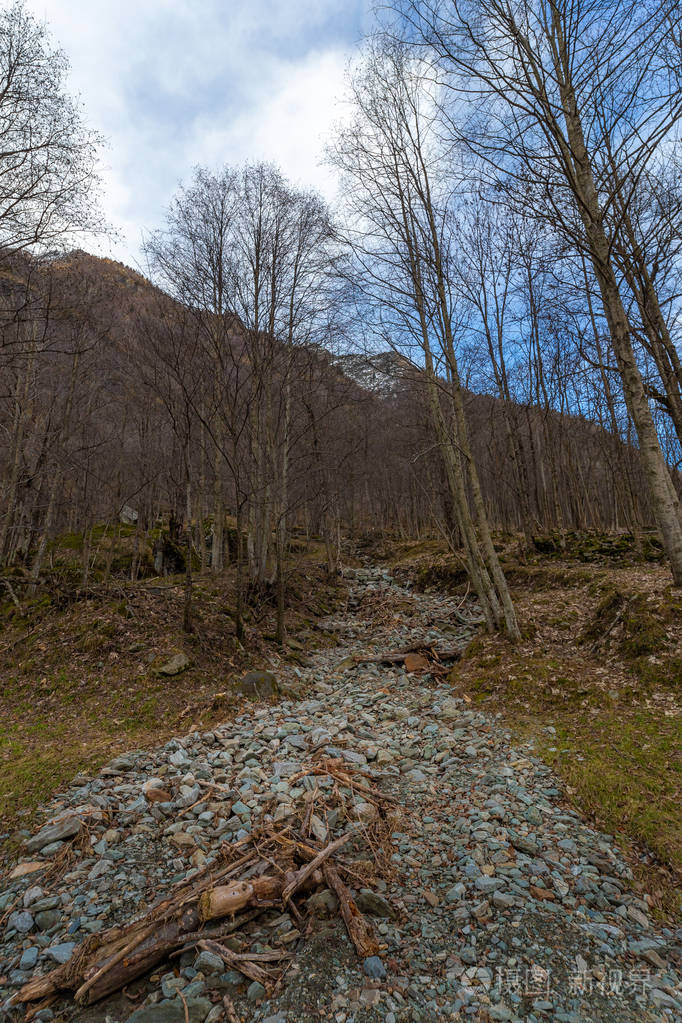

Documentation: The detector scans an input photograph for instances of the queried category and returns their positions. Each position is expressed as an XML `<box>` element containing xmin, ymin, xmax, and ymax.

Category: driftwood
<box><xmin>198</xmin><ymin>880</ymin><xmax>254</xmax><ymax>921</ymax></box>
<box><xmin>15</xmin><ymin>757</ymin><xmax>396</xmax><ymax>1013</ymax></box>
<box><xmin>280</xmin><ymin>832</ymin><xmax>351</xmax><ymax>903</ymax></box>
<box><xmin>288</xmin><ymin>761</ymin><xmax>400</xmax><ymax>806</ymax></box>
<box><xmin>323</xmin><ymin>862</ymin><xmax>380</xmax><ymax>958</ymax></box>
<box><xmin>197</xmin><ymin>939</ymin><xmax>284</xmax><ymax>988</ymax></box>
<box><xmin>14</xmin><ymin>854</ymin><xmax>284</xmax><ymax>1007</ymax></box>
<box><xmin>14</xmin><ymin>832</ymin><xmax>377</xmax><ymax>1010</ymax></box>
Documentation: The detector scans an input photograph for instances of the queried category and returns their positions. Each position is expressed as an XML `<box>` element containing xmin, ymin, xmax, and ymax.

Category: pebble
<box><xmin>7</xmin><ymin>911</ymin><xmax>33</xmax><ymax>934</ymax></box>
<box><xmin>0</xmin><ymin>566</ymin><xmax>679</xmax><ymax>1023</ymax></box>
<box><xmin>363</xmin><ymin>955</ymin><xmax>387</xmax><ymax>980</ymax></box>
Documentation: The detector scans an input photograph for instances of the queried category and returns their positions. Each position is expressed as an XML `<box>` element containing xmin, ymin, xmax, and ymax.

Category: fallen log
<box><xmin>352</xmin><ymin>644</ymin><xmax>464</xmax><ymax>666</ymax></box>
<box><xmin>14</xmin><ymin>864</ymin><xmax>288</xmax><ymax>1008</ymax></box>
<box><xmin>14</xmin><ymin>835</ymin><xmax>344</xmax><ymax>1008</ymax></box>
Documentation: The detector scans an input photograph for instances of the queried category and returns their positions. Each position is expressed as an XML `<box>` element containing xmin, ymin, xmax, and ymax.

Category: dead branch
<box><xmin>280</xmin><ymin>832</ymin><xmax>352</xmax><ymax>903</ymax></box>
<box><xmin>323</xmin><ymin>861</ymin><xmax>380</xmax><ymax>958</ymax></box>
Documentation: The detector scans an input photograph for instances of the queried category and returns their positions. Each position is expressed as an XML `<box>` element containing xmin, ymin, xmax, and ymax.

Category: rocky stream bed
<box><xmin>1</xmin><ymin>566</ymin><xmax>681</xmax><ymax>1023</ymax></box>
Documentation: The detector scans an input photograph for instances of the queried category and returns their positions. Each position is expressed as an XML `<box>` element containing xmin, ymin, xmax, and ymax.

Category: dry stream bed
<box><xmin>1</xmin><ymin>566</ymin><xmax>680</xmax><ymax>1023</ymax></box>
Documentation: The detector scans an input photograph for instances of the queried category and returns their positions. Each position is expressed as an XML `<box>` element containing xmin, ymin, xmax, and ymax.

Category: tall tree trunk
<box><xmin>556</xmin><ymin>71</ymin><xmax>682</xmax><ymax>582</ymax></box>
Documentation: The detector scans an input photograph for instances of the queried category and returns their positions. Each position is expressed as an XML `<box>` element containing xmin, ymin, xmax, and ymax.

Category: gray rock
<box><xmin>247</xmin><ymin>980</ymin><xmax>267</xmax><ymax>1001</ymax></box>
<box><xmin>26</xmin><ymin>817</ymin><xmax>82</xmax><ymax>853</ymax></box>
<box><xmin>474</xmin><ymin>876</ymin><xmax>504</xmax><ymax>893</ymax></box>
<box><xmin>237</xmin><ymin>670</ymin><xmax>279</xmax><ymax>701</ymax></box>
<box><xmin>125</xmin><ymin>998</ymin><xmax>212</xmax><ymax>1023</ymax></box>
<box><xmin>20</xmin><ymin>946</ymin><xmax>39</xmax><ymax>970</ymax></box>
<box><xmin>7</xmin><ymin>910</ymin><xmax>33</xmax><ymax>933</ymax></box>
<box><xmin>440</xmin><ymin>698</ymin><xmax>461</xmax><ymax>719</ymax></box>
<box><xmin>355</xmin><ymin>890</ymin><xmax>396</xmax><ymax>919</ymax></box>
<box><xmin>35</xmin><ymin>910</ymin><xmax>60</xmax><ymax>930</ymax></box>
<box><xmin>161</xmin><ymin>974</ymin><xmax>186</xmax><ymax>998</ymax></box>
<box><xmin>306</xmin><ymin>888</ymin><xmax>339</xmax><ymax>916</ymax></box>
<box><xmin>156</xmin><ymin>652</ymin><xmax>191</xmax><ymax>677</ymax></box>
<box><xmin>45</xmin><ymin>942</ymin><xmax>76</xmax><ymax>964</ymax></box>
<box><xmin>193</xmin><ymin>950</ymin><xmax>224</xmax><ymax>975</ymax></box>
<box><xmin>206</xmin><ymin>970</ymin><xmax>244</xmax><ymax>992</ymax></box>
<box><xmin>363</xmin><ymin>955</ymin><xmax>387</xmax><ymax>980</ymax></box>
<box><xmin>169</xmin><ymin>749</ymin><xmax>190</xmax><ymax>767</ymax></box>
<box><xmin>23</xmin><ymin>886</ymin><xmax>44</xmax><ymax>907</ymax></box>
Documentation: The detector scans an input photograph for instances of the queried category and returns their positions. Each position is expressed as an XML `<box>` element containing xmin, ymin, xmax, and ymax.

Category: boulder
<box><xmin>156</xmin><ymin>652</ymin><xmax>191</xmax><ymax>677</ymax></box>
<box><xmin>236</xmin><ymin>670</ymin><xmax>279</xmax><ymax>701</ymax></box>
<box><xmin>125</xmin><ymin>999</ymin><xmax>212</xmax><ymax>1023</ymax></box>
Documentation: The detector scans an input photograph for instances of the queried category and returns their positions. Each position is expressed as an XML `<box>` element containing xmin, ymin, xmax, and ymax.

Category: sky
<box><xmin>32</xmin><ymin>0</ymin><xmax>370</xmax><ymax>268</ymax></box>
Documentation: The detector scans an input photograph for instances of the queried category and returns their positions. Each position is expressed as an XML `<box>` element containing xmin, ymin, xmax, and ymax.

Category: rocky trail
<box><xmin>1</xmin><ymin>566</ymin><xmax>681</xmax><ymax>1023</ymax></box>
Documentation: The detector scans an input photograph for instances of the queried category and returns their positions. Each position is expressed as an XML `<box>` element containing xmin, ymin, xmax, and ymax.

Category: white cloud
<box><xmin>192</xmin><ymin>48</ymin><xmax>347</xmax><ymax>194</ymax></box>
<box><xmin>29</xmin><ymin>0</ymin><xmax>366</xmax><ymax>266</ymax></box>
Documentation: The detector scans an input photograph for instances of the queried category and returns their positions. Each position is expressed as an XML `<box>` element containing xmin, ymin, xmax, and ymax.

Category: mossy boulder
<box><xmin>154</xmin><ymin>651</ymin><xmax>191</xmax><ymax>676</ymax></box>
<box><xmin>236</xmin><ymin>670</ymin><xmax>279</xmax><ymax>701</ymax></box>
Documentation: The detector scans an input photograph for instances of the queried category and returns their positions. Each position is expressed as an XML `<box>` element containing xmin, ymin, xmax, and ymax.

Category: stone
<box><xmin>125</xmin><ymin>999</ymin><xmax>212</xmax><ymax>1023</ymax></box>
<box><xmin>355</xmin><ymin>890</ymin><xmax>396</xmax><ymax>919</ymax></box>
<box><xmin>237</xmin><ymin>670</ymin><xmax>279</xmax><ymax>701</ymax></box>
<box><xmin>156</xmin><ymin>652</ymin><xmax>191</xmax><ymax>677</ymax></box>
<box><xmin>20</xmin><ymin>946</ymin><xmax>39</xmax><ymax>970</ymax></box>
<box><xmin>247</xmin><ymin>980</ymin><xmax>267</xmax><ymax>1002</ymax></box>
<box><xmin>360</xmin><ymin>987</ymin><xmax>381</xmax><ymax>1005</ymax></box>
<box><xmin>161</xmin><ymin>974</ymin><xmax>187</xmax><ymax>998</ymax></box>
<box><xmin>7</xmin><ymin>910</ymin><xmax>33</xmax><ymax>933</ymax></box>
<box><xmin>363</xmin><ymin>955</ymin><xmax>387</xmax><ymax>980</ymax></box>
<box><xmin>170</xmin><ymin>832</ymin><xmax>195</xmax><ymax>848</ymax></box>
<box><xmin>169</xmin><ymin>749</ymin><xmax>190</xmax><ymax>768</ymax></box>
<box><xmin>474</xmin><ymin>876</ymin><xmax>504</xmax><ymax>893</ymax></box>
<box><xmin>45</xmin><ymin>942</ymin><xmax>76</xmax><ymax>964</ymax></box>
<box><xmin>306</xmin><ymin>888</ymin><xmax>339</xmax><ymax>916</ymax></box>
<box><xmin>193</xmin><ymin>950</ymin><xmax>224</xmax><ymax>975</ymax></box>
<box><xmin>23</xmin><ymin>886</ymin><xmax>44</xmax><ymax>906</ymax></box>
<box><xmin>35</xmin><ymin>909</ymin><xmax>60</xmax><ymax>930</ymax></box>
<box><xmin>9</xmin><ymin>861</ymin><xmax>45</xmax><ymax>879</ymax></box>
<box><xmin>440</xmin><ymin>698</ymin><xmax>461</xmax><ymax>719</ymax></box>
<box><xmin>446</xmin><ymin>883</ymin><xmax>466</xmax><ymax>902</ymax></box>
<box><xmin>25</xmin><ymin>817</ymin><xmax>82</xmax><ymax>853</ymax></box>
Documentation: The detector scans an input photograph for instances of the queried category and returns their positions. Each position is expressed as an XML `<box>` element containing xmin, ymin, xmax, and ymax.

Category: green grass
<box><xmin>456</xmin><ymin>645</ymin><xmax>682</xmax><ymax>914</ymax></box>
<box><xmin>538</xmin><ymin>709</ymin><xmax>681</xmax><ymax>872</ymax></box>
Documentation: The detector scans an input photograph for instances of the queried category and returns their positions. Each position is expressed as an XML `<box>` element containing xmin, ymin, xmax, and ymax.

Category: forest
<box><xmin>0</xmin><ymin>2</ymin><xmax>681</xmax><ymax>1022</ymax></box>
<box><xmin>1</xmin><ymin>2</ymin><xmax>681</xmax><ymax>632</ymax></box>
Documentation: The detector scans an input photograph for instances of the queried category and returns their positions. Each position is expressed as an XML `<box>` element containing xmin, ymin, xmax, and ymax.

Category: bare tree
<box><xmin>393</xmin><ymin>0</ymin><xmax>682</xmax><ymax>581</ymax></box>
<box><xmin>0</xmin><ymin>1</ymin><xmax>103</xmax><ymax>254</ymax></box>
<box><xmin>331</xmin><ymin>41</ymin><xmax>520</xmax><ymax>637</ymax></box>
